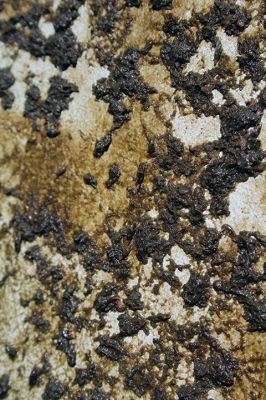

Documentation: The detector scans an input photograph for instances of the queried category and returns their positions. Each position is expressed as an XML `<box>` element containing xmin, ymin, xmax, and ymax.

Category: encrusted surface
<box><xmin>0</xmin><ymin>1</ymin><xmax>265</xmax><ymax>399</ymax></box>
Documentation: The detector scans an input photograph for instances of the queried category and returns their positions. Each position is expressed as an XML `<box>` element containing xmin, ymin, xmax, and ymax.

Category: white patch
<box><xmin>52</xmin><ymin>0</ymin><xmax>61</xmax><ymax>11</ymax></box>
<box><xmin>127</xmin><ymin>277</ymin><xmax>139</xmax><ymax>289</ymax></box>
<box><xmin>212</xmin><ymin>89</ymin><xmax>225</xmax><ymax>105</ymax></box>
<box><xmin>136</xmin><ymin>329</ymin><xmax>156</xmax><ymax>345</ymax></box>
<box><xmin>124</xmin><ymin>326</ymin><xmax>159</xmax><ymax>348</ymax></box>
<box><xmin>93</xmin><ymin>270</ymin><xmax>113</xmax><ymax>287</ymax></box>
<box><xmin>11</xmin><ymin>50</ymin><xmax>31</xmax><ymax>81</ymax></box>
<box><xmin>102</xmin><ymin>311</ymin><xmax>120</xmax><ymax>335</ymax></box>
<box><xmin>184</xmin><ymin>40</ymin><xmax>215</xmax><ymax>75</ymax></box>
<box><xmin>176</xmin><ymin>358</ymin><xmax>194</xmax><ymax>386</ymax></box>
<box><xmin>108</xmin><ymin>365</ymin><xmax>119</xmax><ymax>378</ymax></box>
<box><xmin>61</xmin><ymin>53</ymin><xmax>110</xmax><ymax>137</ymax></box>
<box><xmin>260</xmin><ymin>110</ymin><xmax>266</xmax><ymax>150</ymax></box>
<box><xmin>173</xmin><ymin>112</ymin><xmax>221</xmax><ymax>147</ymax></box>
<box><xmin>38</xmin><ymin>17</ymin><xmax>55</xmax><ymax>38</ymax></box>
<box><xmin>224</xmin><ymin>173</ymin><xmax>266</xmax><ymax>234</ymax></box>
<box><xmin>216</xmin><ymin>29</ymin><xmax>238</xmax><ymax>60</ymax></box>
<box><xmin>171</xmin><ymin>245</ymin><xmax>190</xmax><ymax>265</ymax></box>
<box><xmin>189</xmin><ymin>305</ymin><xmax>210</xmax><ymax>322</ymax></box>
<box><xmin>207</xmin><ymin>389</ymin><xmax>224</xmax><ymax>400</ymax></box>
<box><xmin>0</xmin><ymin>42</ymin><xmax>13</xmax><ymax>69</ymax></box>
<box><xmin>147</xmin><ymin>208</ymin><xmax>159</xmax><ymax>219</ymax></box>
<box><xmin>192</xmin><ymin>0</ymin><xmax>215</xmax><ymax>14</ymax></box>
<box><xmin>10</xmin><ymin>81</ymin><xmax>27</xmax><ymax>113</ymax></box>
<box><xmin>72</xmin><ymin>5</ymin><xmax>90</xmax><ymax>43</ymax></box>
<box><xmin>230</xmin><ymin>79</ymin><xmax>264</xmax><ymax>106</ymax></box>
<box><xmin>205</xmin><ymin>218</ymin><xmax>216</xmax><ymax>229</ymax></box>
<box><xmin>10</xmin><ymin>49</ymin><xmax>57</xmax><ymax>109</ymax></box>
<box><xmin>175</xmin><ymin>268</ymin><xmax>191</xmax><ymax>285</ymax></box>
<box><xmin>30</xmin><ymin>58</ymin><xmax>58</xmax><ymax>99</ymax></box>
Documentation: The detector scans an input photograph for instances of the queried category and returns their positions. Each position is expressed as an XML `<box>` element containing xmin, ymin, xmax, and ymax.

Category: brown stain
<box><xmin>208</xmin><ymin>296</ymin><xmax>266</xmax><ymax>400</ymax></box>
<box><xmin>0</xmin><ymin>100</ymin><xmax>151</xmax><ymax>242</ymax></box>
<box><xmin>123</xmin><ymin>2</ymin><xmax>164</xmax><ymax>50</ymax></box>
<box><xmin>229</xmin><ymin>332</ymin><xmax>266</xmax><ymax>399</ymax></box>
<box><xmin>171</xmin><ymin>0</ymin><xmax>215</xmax><ymax>17</ymax></box>
<box><xmin>0</xmin><ymin>0</ymin><xmax>43</xmax><ymax>18</ymax></box>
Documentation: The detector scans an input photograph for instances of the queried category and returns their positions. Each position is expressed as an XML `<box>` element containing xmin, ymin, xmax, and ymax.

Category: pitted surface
<box><xmin>0</xmin><ymin>1</ymin><xmax>265</xmax><ymax>399</ymax></box>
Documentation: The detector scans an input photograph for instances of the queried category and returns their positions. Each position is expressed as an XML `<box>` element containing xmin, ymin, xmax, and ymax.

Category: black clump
<box><xmin>163</xmin><ymin>16</ymin><xmax>189</xmax><ymax>36</ymax></box>
<box><xmin>24</xmin><ymin>77</ymin><xmax>78</xmax><ymax>137</ymax></box>
<box><xmin>148</xmin><ymin>313</ymin><xmax>170</xmax><ymax>324</ymax></box>
<box><xmin>243</xmin><ymin>299</ymin><xmax>266</xmax><ymax>332</ymax></box>
<box><xmin>125</xmin><ymin>366</ymin><xmax>153</xmax><ymax>397</ymax></box>
<box><xmin>124</xmin><ymin>289</ymin><xmax>144</xmax><ymax>311</ymax></box>
<box><xmin>152</xmin><ymin>388</ymin><xmax>168</xmax><ymax>400</ymax></box>
<box><xmin>93</xmin><ymin>48</ymin><xmax>155</xmax><ymax>129</ymax></box>
<box><xmin>45</xmin><ymin>30</ymin><xmax>83</xmax><ymax>71</ymax></box>
<box><xmin>0</xmin><ymin>3</ymin><xmax>84</xmax><ymax>69</ymax></box>
<box><xmin>24</xmin><ymin>85</ymin><xmax>42</xmax><ymax>119</ymax></box>
<box><xmin>53</xmin><ymin>0</ymin><xmax>85</xmax><ymax>31</ymax></box>
<box><xmin>194</xmin><ymin>349</ymin><xmax>238</xmax><ymax>387</ymax></box>
<box><xmin>126</xmin><ymin>0</ymin><xmax>141</xmax><ymax>7</ymax></box>
<box><xmin>34</xmin><ymin>288</ymin><xmax>45</xmax><ymax>304</ymax></box>
<box><xmin>135</xmin><ymin>219</ymin><xmax>161</xmax><ymax>263</ymax></box>
<box><xmin>50</xmin><ymin>265</ymin><xmax>63</xmax><ymax>282</ymax></box>
<box><xmin>177</xmin><ymin>383</ymin><xmax>206</xmax><ymax>400</ymax></box>
<box><xmin>96</xmin><ymin>0</ymin><xmax>118</xmax><ymax>35</ymax></box>
<box><xmin>151</xmin><ymin>0</ymin><xmax>172</xmax><ymax>11</ymax></box>
<box><xmin>214</xmin><ymin>231</ymin><xmax>266</xmax><ymax>332</ymax></box>
<box><xmin>160</xmin><ymin>133</ymin><xmax>184</xmax><ymax>171</ymax></box>
<box><xmin>220</xmin><ymin>105</ymin><xmax>259</xmax><ymax>135</ymax></box>
<box><xmin>218</xmin><ymin>1</ymin><xmax>251</xmax><ymax>36</ymax></box>
<box><xmin>182</xmin><ymin>272</ymin><xmax>210</xmax><ymax>308</ymax></box>
<box><xmin>201</xmin><ymin>158</ymin><xmax>237</xmax><ymax>198</ymax></box>
<box><xmin>29</xmin><ymin>367</ymin><xmax>42</xmax><ymax>387</ymax></box>
<box><xmin>83</xmin><ymin>173</ymin><xmax>98</xmax><ymax>188</ymax></box>
<box><xmin>29</xmin><ymin>355</ymin><xmax>51</xmax><ymax>387</ymax></box>
<box><xmin>42</xmin><ymin>377</ymin><xmax>65</xmax><ymax>400</ymax></box>
<box><xmin>1</xmin><ymin>91</ymin><xmax>15</xmax><ymax>109</ymax></box>
<box><xmin>96</xmin><ymin>336</ymin><xmax>126</xmax><ymax>360</ymax></box>
<box><xmin>106</xmin><ymin>164</ymin><xmax>121</xmax><ymax>189</ymax></box>
<box><xmin>42</xmin><ymin>76</ymin><xmax>78</xmax><ymax>127</ymax></box>
<box><xmin>161</xmin><ymin>32</ymin><xmax>196</xmax><ymax>70</ymax></box>
<box><xmin>106</xmin><ymin>241</ymin><xmax>126</xmax><ymax>267</ymax></box>
<box><xmin>199</xmin><ymin>0</ymin><xmax>251</xmax><ymax>39</ymax></box>
<box><xmin>5</xmin><ymin>344</ymin><xmax>17</xmax><ymax>360</ymax></box>
<box><xmin>28</xmin><ymin>310</ymin><xmax>51</xmax><ymax>332</ymax></box>
<box><xmin>93</xmin><ymin>132</ymin><xmax>113</xmax><ymax>158</ymax></box>
<box><xmin>58</xmin><ymin>284</ymin><xmax>79</xmax><ymax>324</ymax></box>
<box><xmin>238</xmin><ymin>37</ymin><xmax>265</xmax><ymax>83</ymax></box>
<box><xmin>74</xmin><ymin>363</ymin><xmax>97</xmax><ymax>387</ymax></box>
<box><xmin>73</xmin><ymin>231</ymin><xmax>91</xmax><ymax>254</ymax></box>
<box><xmin>55</xmin><ymin>163</ymin><xmax>67</xmax><ymax>178</ymax></box>
<box><xmin>54</xmin><ymin>328</ymin><xmax>77</xmax><ymax>367</ymax></box>
<box><xmin>135</xmin><ymin>163</ymin><xmax>145</xmax><ymax>188</ymax></box>
<box><xmin>87</xmin><ymin>387</ymin><xmax>110</xmax><ymax>400</ymax></box>
<box><xmin>108</xmin><ymin>100</ymin><xmax>132</xmax><ymax>128</ymax></box>
<box><xmin>0</xmin><ymin>374</ymin><xmax>9</xmax><ymax>399</ymax></box>
<box><xmin>94</xmin><ymin>283</ymin><xmax>118</xmax><ymax>313</ymax></box>
<box><xmin>118</xmin><ymin>313</ymin><xmax>146</xmax><ymax>336</ymax></box>
<box><xmin>135</xmin><ymin>219</ymin><xmax>167</xmax><ymax>263</ymax></box>
<box><xmin>0</xmin><ymin>68</ymin><xmax>15</xmax><ymax>109</ymax></box>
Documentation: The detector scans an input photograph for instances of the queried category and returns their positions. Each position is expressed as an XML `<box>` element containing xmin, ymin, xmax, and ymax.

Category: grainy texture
<box><xmin>0</xmin><ymin>1</ymin><xmax>265</xmax><ymax>399</ymax></box>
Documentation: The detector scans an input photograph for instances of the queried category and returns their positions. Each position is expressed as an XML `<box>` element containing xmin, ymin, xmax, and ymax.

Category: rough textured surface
<box><xmin>0</xmin><ymin>1</ymin><xmax>265</xmax><ymax>399</ymax></box>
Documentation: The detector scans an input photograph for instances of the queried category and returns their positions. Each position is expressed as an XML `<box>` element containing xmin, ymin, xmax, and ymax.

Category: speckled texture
<box><xmin>0</xmin><ymin>1</ymin><xmax>265</xmax><ymax>399</ymax></box>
